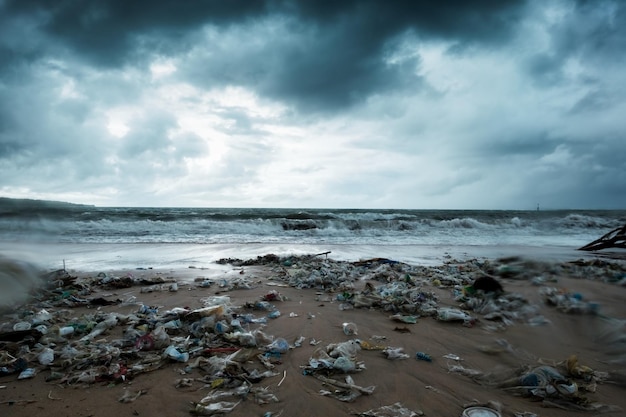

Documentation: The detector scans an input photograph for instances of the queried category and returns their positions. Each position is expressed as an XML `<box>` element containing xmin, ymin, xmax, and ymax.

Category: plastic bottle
<box><xmin>415</xmin><ymin>352</ymin><xmax>432</xmax><ymax>362</ymax></box>
<box><xmin>230</xmin><ymin>318</ymin><xmax>244</xmax><ymax>332</ymax></box>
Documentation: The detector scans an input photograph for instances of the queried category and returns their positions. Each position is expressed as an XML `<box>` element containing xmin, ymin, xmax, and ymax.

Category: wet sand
<box><xmin>1</xmin><ymin>252</ymin><xmax>626</xmax><ymax>417</ymax></box>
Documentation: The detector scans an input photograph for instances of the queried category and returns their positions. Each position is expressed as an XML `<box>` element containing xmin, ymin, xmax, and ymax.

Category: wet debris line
<box><xmin>1</xmin><ymin>254</ymin><xmax>625</xmax><ymax>415</ymax></box>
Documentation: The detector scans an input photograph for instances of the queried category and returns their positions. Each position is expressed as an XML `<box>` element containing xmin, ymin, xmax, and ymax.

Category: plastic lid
<box><xmin>461</xmin><ymin>407</ymin><xmax>501</xmax><ymax>417</ymax></box>
<box><xmin>13</xmin><ymin>322</ymin><xmax>32</xmax><ymax>331</ymax></box>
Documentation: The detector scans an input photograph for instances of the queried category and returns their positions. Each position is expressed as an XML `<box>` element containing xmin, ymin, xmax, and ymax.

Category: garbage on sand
<box><xmin>540</xmin><ymin>287</ymin><xmax>600</xmax><ymax>315</ymax></box>
<box><xmin>448</xmin><ymin>343</ymin><xmax>620</xmax><ymax>412</ymax></box>
<box><xmin>0</xmin><ymin>267</ymin><xmax>289</xmax><ymax>415</ymax></box>
<box><xmin>2</xmin><ymin>253</ymin><xmax>625</xmax><ymax>415</ymax></box>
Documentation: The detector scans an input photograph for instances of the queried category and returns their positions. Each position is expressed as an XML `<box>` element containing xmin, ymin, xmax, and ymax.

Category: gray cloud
<box><xmin>524</xmin><ymin>0</ymin><xmax>626</xmax><ymax>86</ymax></box>
<box><xmin>0</xmin><ymin>0</ymin><xmax>624</xmax><ymax>209</ymax></box>
<box><xmin>2</xmin><ymin>0</ymin><xmax>528</xmax><ymax>112</ymax></box>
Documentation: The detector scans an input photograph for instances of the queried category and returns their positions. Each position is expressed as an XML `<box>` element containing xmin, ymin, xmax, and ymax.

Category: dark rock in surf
<box><xmin>281</xmin><ymin>221</ymin><xmax>317</xmax><ymax>231</ymax></box>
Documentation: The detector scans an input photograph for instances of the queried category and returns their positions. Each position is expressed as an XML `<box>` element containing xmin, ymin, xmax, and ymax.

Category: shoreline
<box><xmin>2</xmin><ymin>241</ymin><xmax>624</xmax><ymax>273</ymax></box>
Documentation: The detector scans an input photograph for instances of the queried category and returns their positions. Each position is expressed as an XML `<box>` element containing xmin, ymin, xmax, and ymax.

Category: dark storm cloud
<box><xmin>259</xmin><ymin>0</ymin><xmax>528</xmax><ymax>110</ymax></box>
<box><xmin>2</xmin><ymin>0</ymin><xmax>528</xmax><ymax>111</ymax></box>
<box><xmin>2</xmin><ymin>0</ymin><xmax>270</xmax><ymax>66</ymax></box>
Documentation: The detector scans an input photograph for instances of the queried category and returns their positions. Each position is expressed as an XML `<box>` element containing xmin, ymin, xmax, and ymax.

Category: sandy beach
<box><xmin>1</xmin><ymin>251</ymin><xmax>626</xmax><ymax>417</ymax></box>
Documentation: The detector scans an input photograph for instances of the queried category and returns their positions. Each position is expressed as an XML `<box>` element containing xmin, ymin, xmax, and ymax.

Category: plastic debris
<box><xmin>17</xmin><ymin>368</ymin><xmax>36</xmax><ymax>379</ymax></box>
<box><xmin>342</xmin><ymin>322</ymin><xmax>358</xmax><ymax>335</ymax></box>
<box><xmin>192</xmin><ymin>400</ymin><xmax>241</xmax><ymax>415</ymax></box>
<box><xmin>356</xmin><ymin>402</ymin><xmax>424</xmax><ymax>417</ymax></box>
<box><xmin>389</xmin><ymin>314</ymin><xmax>418</xmax><ymax>324</ymax></box>
<box><xmin>436</xmin><ymin>307</ymin><xmax>474</xmax><ymax>324</ymax></box>
<box><xmin>383</xmin><ymin>347</ymin><xmax>410</xmax><ymax>360</ymax></box>
<box><xmin>540</xmin><ymin>287</ymin><xmax>600</xmax><ymax>314</ymax></box>
<box><xmin>1</xmin><ymin>253</ymin><xmax>624</xmax><ymax>415</ymax></box>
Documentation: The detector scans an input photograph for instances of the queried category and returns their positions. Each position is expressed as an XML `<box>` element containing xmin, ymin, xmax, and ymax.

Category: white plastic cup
<box><xmin>13</xmin><ymin>322</ymin><xmax>31</xmax><ymax>331</ymax></box>
<box><xmin>461</xmin><ymin>406</ymin><xmax>501</xmax><ymax>417</ymax></box>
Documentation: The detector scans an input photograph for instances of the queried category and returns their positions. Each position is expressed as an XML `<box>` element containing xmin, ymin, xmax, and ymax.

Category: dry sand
<box><xmin>1</xmin><ymin>253</ymin><xmax>626</xmax><ymax>417</ymax></box>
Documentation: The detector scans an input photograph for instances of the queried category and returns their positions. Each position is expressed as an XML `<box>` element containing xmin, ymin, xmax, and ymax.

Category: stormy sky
<box><xmin>1</xmin><ymin>0</ymin><xmax>624</xmax><ymax>209</ymax></box>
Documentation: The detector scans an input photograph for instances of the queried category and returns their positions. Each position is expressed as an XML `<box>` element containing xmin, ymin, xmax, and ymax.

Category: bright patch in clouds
<box><xmin>150</xmin><ymin>59</ymin><xmax>177</xmax><ymax>79</ymax></box>
<box><xmin>106</xmin><ymin>118</ymin><xmax>130</xmax><ymax>138</ymax></box>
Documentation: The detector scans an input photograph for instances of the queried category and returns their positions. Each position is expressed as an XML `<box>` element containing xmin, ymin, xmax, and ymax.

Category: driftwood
<box><xmin>578</xmin><ymin>224</ymin><xmax>626</xmax><ymax>251</ymax></box>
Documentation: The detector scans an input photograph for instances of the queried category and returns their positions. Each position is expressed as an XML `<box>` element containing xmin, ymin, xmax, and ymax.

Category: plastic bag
<box><xmin>333</xmin><ymin>356</ymin><xmax>356</xmax><ymax>372</ymax></box>
<box><xmin>38</xmin><ymin>347</ymin><xmax>54</xmax><ymax>365</ymax></box>
<box><xmin>328</xmin><ymin>339</ymin><xmax>361</xmax><ymax>359</ymax></box>
<box><xmin>151</xmin><ymin>325</ymin><xmax>171</xmax><ymax>349</ymax></box>
<box><xmin>266</xmin><ymin>337</ymin><xmax>289</xmax><ymax>353</ymax></box>
<box><xmin>193</xmin><ymin>401</ymin><xmax>241</xmax><ymax>415</ymax></box>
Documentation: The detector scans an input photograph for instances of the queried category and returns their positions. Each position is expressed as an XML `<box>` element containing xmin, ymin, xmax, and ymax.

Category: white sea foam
<box><xmin>0</xmin><ymin>241</ymin><xmax>604</xmax><ymax>273</ymax></box>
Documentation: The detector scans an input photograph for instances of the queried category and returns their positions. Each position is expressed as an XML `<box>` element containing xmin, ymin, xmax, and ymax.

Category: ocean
<box><xmin>1</xmin><ymin>199</ymin><xmax>624</xmax><ymax>271</ymax></box>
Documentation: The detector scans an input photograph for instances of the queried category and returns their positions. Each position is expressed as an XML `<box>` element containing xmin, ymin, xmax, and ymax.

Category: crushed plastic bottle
<box><xmin>80</xmin><ymin>315</ymin><xmax>118</xmax><ymax>341</ymax></box>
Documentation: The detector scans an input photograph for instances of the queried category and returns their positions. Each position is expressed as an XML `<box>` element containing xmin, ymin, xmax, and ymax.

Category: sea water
<box><xmin>1</xmin><ymin>200</ymin><xmax>624</xmax><ymax>270</ymax></box>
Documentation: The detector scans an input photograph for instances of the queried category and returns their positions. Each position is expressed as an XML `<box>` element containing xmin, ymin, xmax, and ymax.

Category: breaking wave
<box><xmin>0</xmin><ymin>201</ymin><xmax>624</xmax><ymax>247</ymax></box>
